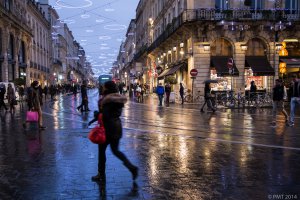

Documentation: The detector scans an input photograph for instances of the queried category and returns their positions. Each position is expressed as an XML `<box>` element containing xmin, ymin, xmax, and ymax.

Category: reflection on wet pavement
<box><xmin>0</xmin><ymin>89</ymin><xmax>300</xmax><ymax>199</ymax></box>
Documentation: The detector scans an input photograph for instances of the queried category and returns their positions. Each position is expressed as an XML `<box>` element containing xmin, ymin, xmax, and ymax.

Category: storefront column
<box><xmin>193</xmin><ymin>41</ymin><xmax>211</xmax><ymax>96</ymax></box>
<box><xmin>234</xmin><ymin>43</ymin><xmax>246</xmax><ymax>93</ymax></box>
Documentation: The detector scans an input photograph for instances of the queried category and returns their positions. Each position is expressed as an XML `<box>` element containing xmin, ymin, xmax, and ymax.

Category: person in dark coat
<box><xmin>165</xmin><ymin>82</ymin><xmax>171</xmax><ymax>106</ymax></box>
<box><xmin>179</xmin><ymin>83</ymin><xmax>184</xmax><ymax>104</ymax></box>
<box><xmin>77</xmin><ymin>83</ymin><xmax>89</xmax><ymax>112</ymax></box>
<box><xmin>0</xmin><ymin>84</ymin><xmax>8</xmax><ymax>111</ymax></box>
<box><xmin>288</xmin><ymin>74</ymin><xmax>300</xmax><ymax>126</ymax></box>
<box><xmin>27</xmin><ymin>81</ymin><xmax>46</xmax><ymax>130</ymax></box>
<box><xmin>44</xmin><ymin>86</ymin><xmax>48</xmax><ymax>101</ymax></box>
<box><xmin>92</xmin><ymin>81</ymin><xmax>138</xmax><ymax>183</ymax></box>
<box><xmin>200</xmin><ymin>82</ymin><xmax>216</xmax><ymax>113</ymax></box>
<box><xmin>271</xmin><ymin>79</ymin><xmax>288</xmax><ymax>126</ymax></box>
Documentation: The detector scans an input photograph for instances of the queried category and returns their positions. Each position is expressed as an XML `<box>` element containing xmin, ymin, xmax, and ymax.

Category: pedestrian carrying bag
<box><xmin>26</xmin><ymin>111</ymin><xmax>39</xmax><ymax>122</ymax></box>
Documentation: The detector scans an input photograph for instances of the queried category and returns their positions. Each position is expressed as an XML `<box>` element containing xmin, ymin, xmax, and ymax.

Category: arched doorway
<box><xmin>210</xmin><ymin>38</ymin><xmax>239</xmax><ymax>91</ymax></box>
<box><xmin>245</xmin><ymin>38</ymin><xmax>274</xmax><ymax>91</ymax></box>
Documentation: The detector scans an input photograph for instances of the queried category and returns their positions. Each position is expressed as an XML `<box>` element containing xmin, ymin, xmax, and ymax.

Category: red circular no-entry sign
<box><xmin>190</xmin><ymin>69</ymin><xmax>198</xmax><ymax>77</ymax></box>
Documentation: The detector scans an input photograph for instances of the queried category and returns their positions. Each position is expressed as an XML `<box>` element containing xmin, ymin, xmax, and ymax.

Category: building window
<box><xmin>19</xmin><ymin>41</ymin><xmax>26</xmax><ymax>63</ymax></box>
<box><xmin>250</xmin><ymin>0</ymin><xmax>264</xmax><ymax>10</ymax></box>
<box><xmin>4</xmin><ymin>0</ymin><xmax>11</xmax><ymax>11</ymax></box>
<box><xmin>215</xmin><ymin>0</ymin><xmax>229</xmax><ymax>10</ymax></box>
<box><xmin>0</xmin><ymin>30</ymin><xmax>2</xmax><ymax>55</ymax></box>
<box><xmin>285</xmin><ymin>0</ymin><xmax>299</xmax><ymax>14</ymax></box>
<box><xmin>8</xmin><ymin>34</ymin><xmax>15</xmax><ymax>81</ymax></box>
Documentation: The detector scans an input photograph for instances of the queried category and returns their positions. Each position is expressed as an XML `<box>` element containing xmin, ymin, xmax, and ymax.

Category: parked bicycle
<box><xmin>184</xmin><ymin>90</ymin><xmax>203</xmax><ymax>103</ymax></box>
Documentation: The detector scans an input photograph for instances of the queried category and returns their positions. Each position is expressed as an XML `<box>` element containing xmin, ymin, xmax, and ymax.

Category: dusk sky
<box><xmin>48</xmin><ymin>0</ymin><xmax>139</xmax><ymax>76</ymax></box>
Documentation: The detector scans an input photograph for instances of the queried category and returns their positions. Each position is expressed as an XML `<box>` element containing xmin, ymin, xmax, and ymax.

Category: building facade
<box><xmin>133</xmin><ymin>0</ymin><xmax>300</xmax><ymax>100</ymax></box>
<box><xmin>0</xmin><ymin>0</ymin><xmax>32</xmax><ymax>84</ymax></box>
<box><xmin>27</xmin><ymin>0</ymin><xmax>51</xmax><ymax>86</ymax></box>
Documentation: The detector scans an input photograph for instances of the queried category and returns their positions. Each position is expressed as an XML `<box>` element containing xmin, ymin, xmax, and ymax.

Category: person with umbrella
<box><xmin>200</xmin><ymin>80</ymin><xmax>217</xmax><ymax>113</ymax></box>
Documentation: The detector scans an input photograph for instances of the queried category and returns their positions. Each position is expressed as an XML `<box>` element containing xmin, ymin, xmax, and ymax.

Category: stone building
<box><xmin>27</xmin><ymin>0</ymin><xmax>51</xmax><ymax>86</ymax></box>
<box><xmin>133</xmin><ymin>0</ymin><xmax>300</xmax><ymax>100</ymax></box>
<box><xmin>0</xmin><ymin>0</ymin><xmax>32</xmax><ymax>84</ymax></box>
<box><xmin>119</xmin><ymin>19</ymin><xmax>136</xmax><ymax>86</ymax></box>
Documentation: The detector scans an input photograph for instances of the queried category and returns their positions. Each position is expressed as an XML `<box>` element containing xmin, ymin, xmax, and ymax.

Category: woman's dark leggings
<box><xmin>98</xmin><ymin>138</ymin><xmax>136</xmax><ymax>175</ymax></box>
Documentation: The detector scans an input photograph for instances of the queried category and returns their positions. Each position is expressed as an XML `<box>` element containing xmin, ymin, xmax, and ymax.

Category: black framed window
<box><xmin>4</xmin><ymin>0</ymin><xmax>11</xmax><ymax>11</ymax></box>
<box><xmin>215</xmin><ymin>0</ymin><xmax>229</xmax><ymax>11</ymax></box>
<box><xmin>8</xmin><ymin>34</ymin><xmax>15</xmax><ymax>81</ymax></box>
<box><xmin>250</xmin><ymin>0</ymin><xmax>264</xmax><ymax>10</ymax></box>
<box><xmin>18</xmin><ymin>41</ymin><xmax>26</xmax><ymax>63</ymax></box>
<box><xmin>0</xmin><ymin>30</ymin><xmax>2</xmax><ymax>55</ymax></box>
<box><xmin>285</xmin><ymin>0</ymin><xmax>300</xmax><ymax>14</ymax></box>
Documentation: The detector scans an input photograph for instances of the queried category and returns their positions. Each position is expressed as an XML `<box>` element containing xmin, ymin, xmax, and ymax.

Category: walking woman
<box><xmin>28</xmin><ymin>81</ymin><xmax>46</xmax><ymax>130</ymax></box>
<box><xmin>92</xmin><ymin>81</ymin><xmax>138</xmax><ymax>182</ymax></box>
<box><xmin>179</xmin><ymin>82</ymin><xmax>184</xmax><ymax>104</ymax></box>
<box><xmin>7</xmin><ymin>84</ymin><xmax>16</xmax><ymax>113</ymax></box>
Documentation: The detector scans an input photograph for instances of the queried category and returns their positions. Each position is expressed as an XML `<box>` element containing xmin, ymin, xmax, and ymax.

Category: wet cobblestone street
<box><xmin>1</xmin><ymin>90</ymin><xmax>300</xmax><ymax>200</ymax></box>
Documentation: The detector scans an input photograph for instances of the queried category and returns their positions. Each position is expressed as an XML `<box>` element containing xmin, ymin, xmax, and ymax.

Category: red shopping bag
<box><xmin>26</xmin><ymin>111</ymin><xmax>39</xmax><ymax>122</ymax></box>
<box><xmin>88</xmin><ymin>125</ymin><xmax>106</xmax><ymax>144</ymax></box>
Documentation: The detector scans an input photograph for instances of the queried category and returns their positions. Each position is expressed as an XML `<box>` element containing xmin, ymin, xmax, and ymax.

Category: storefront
<box><xmin>244</xmin><ymin>56</ymin><xmax>275</xmax><ymax>90</ymax></box>
<box><xmin>242</xmin><ymin>38</ymin><xmax>274</xmax><ymax>92</ymax></box>
<box><xmin>209</xmin><ymin>39</ymin><xmax>239</xmax><ymax>91</ymax></box>
<box><xmin>210</xmin><ymin>56</ymin><xmax>239</xmax><ymax>91</ymax></box>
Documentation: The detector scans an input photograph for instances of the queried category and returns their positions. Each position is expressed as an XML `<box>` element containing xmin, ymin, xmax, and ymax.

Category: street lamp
<box><xmin>203</xmin><ymin>43</ymin><xmax>211</xmax><ymax>51</ymax></box>
<box><xmin>275</xmin><ymin>43</ymin><xmax>283</xmax><ymax>51</ymax></box>
<box><xmin>240</xmin><ymin>44</ymin><xmax>248</xmax><ymax>51</ymax></box>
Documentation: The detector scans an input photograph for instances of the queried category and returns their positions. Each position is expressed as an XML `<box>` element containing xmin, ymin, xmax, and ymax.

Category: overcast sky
<box><xmin>47</xmin><ymin>0</ymin><xmax>139</xmax><ymax>76</ymax></box>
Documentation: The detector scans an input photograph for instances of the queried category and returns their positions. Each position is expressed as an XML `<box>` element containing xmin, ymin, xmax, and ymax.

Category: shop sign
<box><xmin>190</xmin><ymin>69</ymin><xmax>198</xmax><ymax>77</ymax></box>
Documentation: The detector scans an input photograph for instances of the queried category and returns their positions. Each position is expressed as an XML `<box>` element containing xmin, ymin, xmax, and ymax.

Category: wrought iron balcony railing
<box><xmin>147</xmin><ymin>9</ymin><xmax>300</xmax><ymax>53</ymax></box>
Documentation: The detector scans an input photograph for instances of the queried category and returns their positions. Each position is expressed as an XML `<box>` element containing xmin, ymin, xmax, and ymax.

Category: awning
<box><xmin>165</xmin><ymin>63</ymin><xmax>186</xmax><ymax>76</ymax></box>
<box><xmin>157</xmin><ymin>68</ymin><xmax>171</xmax><ymax>78</ymax></box>
<box><xmin>280</xmin><ymin>58</ymin><xmax>300</xmax><ymax>67</ymax></box>
<box><xmin>245</xmin><ymin>56</ymin><xmax>275</xmax><ymax>76</ymax></box>
<box><xmin>210</xmin><ymin>56</ymin><xmax>239</xmax><ymax>77</ymax></box>
<box><xmin>157</xmin><ymin>63</ymin><xmax>186</xmax><ymax>79</ymax></box>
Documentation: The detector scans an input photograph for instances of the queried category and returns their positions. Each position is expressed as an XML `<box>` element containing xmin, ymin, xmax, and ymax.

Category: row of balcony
<box><xmin>141</xmin><ymin>9</ymin><xmax>300</xmax><ymax>57</ymax></box>
<box><xmin>30</xmin><ymin>61</ymin><xmax>49</xmax><ymax>73</ymax></box>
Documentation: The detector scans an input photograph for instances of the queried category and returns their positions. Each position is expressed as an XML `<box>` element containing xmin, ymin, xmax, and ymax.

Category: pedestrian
<box><xmin>38</xmin><ymin>85</ymin><xmax>43</xmax><ymax>106</ymax></box>
<box><xmin>73</xmin><ymin>85</ymin><xmax>77</xmax><ymax>97</ymax></box>
<box><xmin>18</xmin><ymin>85</ymin><xmax>25</xmax><ymax>102</ymax></box>
<box><xmin>250</xmin><ymin>80</ymin><xmax>257</xmax><ymax>102</ymax></box>
<box><xmin>156</xmin><ymin>83</ymin><xmax>165</xmax><ymax>106</ymax></box>
<box><xmin>179</xmin><ymin>82</ymin><xmax>184</xmax><ymax>104</ymax></box>
<box><xmin>0</xmin><ymin>83</ymin><xmax>8</xmax><ymax>111</ymax></box>
<box><xmin>165</xmin><ymin>82</ymin><xmax>171</xmax><ymax>107</ymax></box>
<box><xmin>27</xmin><ymin>81</ymin><xmax>46</xmax><ymax>130</ymax></box>
<box><xmin>200</xmin><ymin>82</ymin><xmax>216</xmax><ymax>113</ymax></box>
<box><xmin>118</xmin><ymin>82</ymin><xmax>123</xmax><ymax>95</ymax></box>
<box><xmin>77</xmin><ymin>82</ymin><xmax>90</xmax><ymax>112</ymax></box>
<box><xmin>91</xmin><ymin>81</ymin><xmax>138</xmax><ymax>183</ymax></box>
<box><xmin>44</xmin><ymin>85</ymin><xmax>48</xmax><ymax>101</ymax></box>
<box><xmin>288</xmin><ymin>74</ymin><xmax>300</xmax><ymax>127</ymax></box>
<box><xmin>271</xmin><ymin>79</ymin><xmax>289</xmax><ymax>126</ymax></box>
<box><xmin>136</xmin><ymin>84</ymin><xmax>142</xmax><ymax>102</ymax></box>
<box><xmin>49</xmin><ymin>85</ymin><xmax>55</xmax><ymax>101</ymax></box>
<box><xmin>7</xmin><ymin>84</ymin><xmax>16</xmax><ymax>113</ymax></box>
